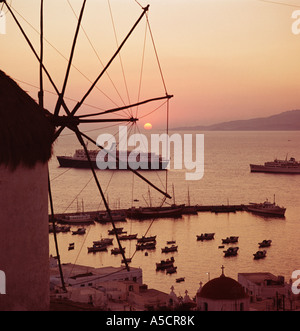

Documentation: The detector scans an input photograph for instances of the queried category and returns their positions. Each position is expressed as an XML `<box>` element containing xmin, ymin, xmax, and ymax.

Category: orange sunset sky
<box><xmin>1</xmin><ymin>0</ymin><xmax>300</xmax><ymax>128</ymax></box>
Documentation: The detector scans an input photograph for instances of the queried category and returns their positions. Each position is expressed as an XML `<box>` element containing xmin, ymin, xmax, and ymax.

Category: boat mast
<box><xmin>172</xmin><ymin>184</ymin><xmax>175</xmax><ymax>205</ymax></box>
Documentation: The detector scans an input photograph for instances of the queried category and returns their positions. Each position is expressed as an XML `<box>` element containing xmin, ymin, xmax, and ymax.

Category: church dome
<box><xmin>198</xmin><ymin>274</ymin><xmax>248</xmax><ymax>300</ymax></box>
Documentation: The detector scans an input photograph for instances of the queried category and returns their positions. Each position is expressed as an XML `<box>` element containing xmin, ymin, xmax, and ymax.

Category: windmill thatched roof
<box><xmin>0</xmin><ymin>70</ymin><xmax>54</xmax><ymax>170</ymax></box>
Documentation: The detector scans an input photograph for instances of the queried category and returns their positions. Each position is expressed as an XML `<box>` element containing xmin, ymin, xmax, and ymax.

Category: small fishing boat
<box><xmin>88</xmin><ymin>245</ymin><xmax>108</xmax><ymax>253</ymax></box>
<box><xmin>156</xmin><ymin>257</ymin><xmax>175</xmax><ymax>271</ymax></box>
<box><xmin>108</xmin><ymin>227</ymin><xmax>126</xmax><ymax>235</ymax></box>
<box><xmin>196</xmin><ymin>233</ymin><xmax>215</xmax><ymax>241</ymax></box>
<box><xmin>111</xmin><ymin>247</ymin><xmax>125</xmax><ymax>255</ymax></box>
<box><xmin>72</xmin><ymin>228</ymin><xmax>86</xmax><ymax>235</ymax></box>
<box><xmin>137</xmin><ymin>235</ymin><xmax>156</xmax><ymax>243</ymax></box>
<box><xmin>93</xmin><ymin>238</ymin><xmax>113</xmax><ymax>246</ymax></box>
<box><xmin>253</xmin><ymin>250</ymin><xmax>267</xmax><ymax>259</ymax></box>
<box><xmin>49</xmin><ymin>224</ymin><xmax>71</xmax><ymax>233</ymax></box>
<box><xmin>258</xmin><ymin>239</ymin><xmax>272</xmax><ymax>247</ymax></box>
<box><xmin>119</xmin><ymin>234</ymin><xmax>138</xmax><ymax>240</ymax></box>
<box><xmin>166</xmin><ymin>240</ymin><xmax>176</xmax><ymax>245</ymax></box>
<box><xmin>222</xmin><ymin>236</ymin><xmax>239</xmax><ymax>244</ymax></box>
<box><xmin>223</xmin><ymin>246</ymin><xmax>239</xmax><ymax>257</ymax></box>
<box><xmin>176</xmin><ymin>277</ymin><xmax>185</xmax><ymax>283</ymax></box>
<box><xmin>136</xmin><ymin>242</ymin><xmax>156</xmax><ymax>251</ymax></box>
<box><xmin>161</xmin><ymin>245</ymin><xmax>178</xmax><ymax>253</ymax></box>
<box><xmin>166</xmin><ymin>266</ymin><xmax>177</xmax><ymax>274</ymax></box>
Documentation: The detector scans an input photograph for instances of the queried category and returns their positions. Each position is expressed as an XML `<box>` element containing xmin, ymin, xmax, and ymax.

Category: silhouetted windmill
<box><xmin>0</xmin><ymin>0</ymin><xmax>173</xmax><ymax>290</ymax></box>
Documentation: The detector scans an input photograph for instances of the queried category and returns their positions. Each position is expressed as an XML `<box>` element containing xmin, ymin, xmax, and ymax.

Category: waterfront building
<box><xmin>238</xmin><ymin>272</ymin><xmax>289</xmax><ymax>300</ymax></box>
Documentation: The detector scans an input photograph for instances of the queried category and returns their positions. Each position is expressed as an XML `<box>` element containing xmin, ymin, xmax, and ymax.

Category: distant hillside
<box><xmin>172</xmin><ymin>110</ymin><xmax>300</xmax><ymax>131</ymax></box>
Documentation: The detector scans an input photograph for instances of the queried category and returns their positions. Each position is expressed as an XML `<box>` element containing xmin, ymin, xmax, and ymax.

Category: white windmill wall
<box><xmin>0</xmin><ymin>162</ymin><xmax>49</xmax><ymax>310</ymax></box>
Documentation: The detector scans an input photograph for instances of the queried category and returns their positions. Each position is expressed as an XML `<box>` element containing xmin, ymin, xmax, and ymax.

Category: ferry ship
<box><xmin>57</xmin><ymin>148</ymin><xmax>169</xmax><ymax>171</ymax></box>
<box><xmin>250</xmin><ymin>157</ymin><xmax>300</xmax><ymax>174</ymax></box>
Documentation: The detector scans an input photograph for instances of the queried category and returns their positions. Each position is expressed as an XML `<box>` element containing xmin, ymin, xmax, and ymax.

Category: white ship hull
<box><xmin>247</xmin><ymin>205</ymin><xmax>286</xmax><ymax>216</ymax></box>
<box><xmin>250</xmin><ymin>164</ymin><xmax>300</xmax><ymax>174</ymax></box>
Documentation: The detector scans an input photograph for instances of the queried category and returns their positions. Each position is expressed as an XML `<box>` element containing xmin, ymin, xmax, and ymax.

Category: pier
<box><xmin>49</xmin><ymin>204</ymin><xmax>250</xmax><ymax>221</ymax></box>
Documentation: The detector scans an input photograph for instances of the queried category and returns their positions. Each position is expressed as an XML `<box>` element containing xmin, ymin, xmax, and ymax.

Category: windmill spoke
<box><xmin>54</xmin><ymin>0</ymin><xmax>87</xmax><ymax>117</ymax></box>
<box><xmin>77</xmin><ymin>94</ymin><xmax>173</xmax><ymax>119</ymax></box>
<box><xmin>72</xmin><ymin>127</ymin><xmax>130</xmax><ymax>271</ymax></box>
<box><xmin>71</xmin><ymin>5</ymin><xmax>150</xmax><ymax>117</ymax></box>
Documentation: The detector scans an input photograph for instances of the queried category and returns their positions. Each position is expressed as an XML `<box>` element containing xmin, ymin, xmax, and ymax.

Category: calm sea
<box><xmin>49</xmin><ymin>130</ymin><xmax>300</xmax><ymax>297</ymax></box>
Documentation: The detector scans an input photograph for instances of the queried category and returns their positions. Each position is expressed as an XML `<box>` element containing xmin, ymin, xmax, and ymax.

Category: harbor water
<box><xmin>49</xmin><ymin>130</ymin><xmax>300</xmax><ymax>297</ymax></box>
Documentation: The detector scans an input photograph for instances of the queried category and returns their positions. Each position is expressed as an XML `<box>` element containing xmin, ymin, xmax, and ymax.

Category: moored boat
<box><xmin>222</xmin><ymin>236</ymin><xmax>239</xmax><ymax>244</ymax></box>
<box><xmin>111</xmin><ymin>247</ymin><xmax>125</xmax><ymax>255</ymax></box>
<box><xmin>127</xmin><ymin>205</ymin><xmax>183</xmax><ymax>220</ymax></box>
<box><xmin>253</xmin><ymin>250</ymin><xmax>267</xmax><ymax>259</ymax></box>
<box><xmin>166</xmin><ymin>240</ymin><xmax>176</xmax><ymax>245</ymax></box>
<box><xmin>258</xmin><ymin>239</ymin><xmax>272</xmax><ymax>247</ymax></box>
<box><xmin>119</xmin><ymin>234</ymin><xmax>138</xmax><ymax>240</ymax></box>
<box><xmin>72</xmin><ymin>227</ymin><xmax>86</xmax><ymax>235</ymax></box>
<box><xmin>196</xmin><ymin>233</ymin><xmax>215</xmax><ymax>241</ymax></box>
<box><xmin>49</xmin><ymin>224</ymin><xmax>71</xmax><ymax>233</ymax></box>
<box><xmin>247</xmin><ymin>198</ymin><xmax>286</xmax><ymax>217</ymax></box>
<box><xmin>223</xmin><ymin>246</ymin><xmax>239</xmax><ymax>257</ymax></box>
<box><xmin>59</xmin><ymin>213</ymin><xmax>94</xmax><ymax>225</ymax></box>
<box><xmin>136</xmin><ymin>241</ymin><xmax>156</xmax><ymax>251</ymax></box>
<box><xmin>156</xmin><ymin>257</ymin><xmax>175</xmax><ymax>271</ymax></box>
<box><xmin>93</xmin><ymin>238</ymin><xmax>113</xmax><ymax>246</ymax></box>
<box><xmin>137</xmin><ymin>235</ymin><xmax>156</xmax><ymax>243</ymax></box>
<box><xmin>108</xmin><ymin>227</ymin><xmax>126</xmax><ymax>235</ymax></box>
<box><xmin>166</xmin><ymin>266</ymin><xmax>177</xmax><ymax>274</ymax></box>
<box><xmin>161</xmin><ymin>245</ymin><xmax>178</xmax><ymax>253</ymax></box>
<box><xmin>95</xmin><ymin>211</ymin><xmax>127</xmax><ymax>224</ymax></box>
<box><xmin>88</xmin><ymin>245</ymin><xmax>108</xmax><ymax>253</ymax></box>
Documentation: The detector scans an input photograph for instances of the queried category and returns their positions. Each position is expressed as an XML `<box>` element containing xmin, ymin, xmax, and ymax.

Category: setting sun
<box><xmin>144</xmin><ymin>123</ymin><xmax>152</xmax><ymax>130</ymax></box>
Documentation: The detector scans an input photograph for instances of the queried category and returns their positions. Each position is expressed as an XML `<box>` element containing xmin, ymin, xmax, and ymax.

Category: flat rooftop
<box><xmin>238</xmin><ymin>272</ymin><xmax>282</xmax><ymax>285</ymax></box>
<box><xmin>50</xmin><ymin>263</ymin><xmax>142</xmax><ymax>285</ymax></box>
